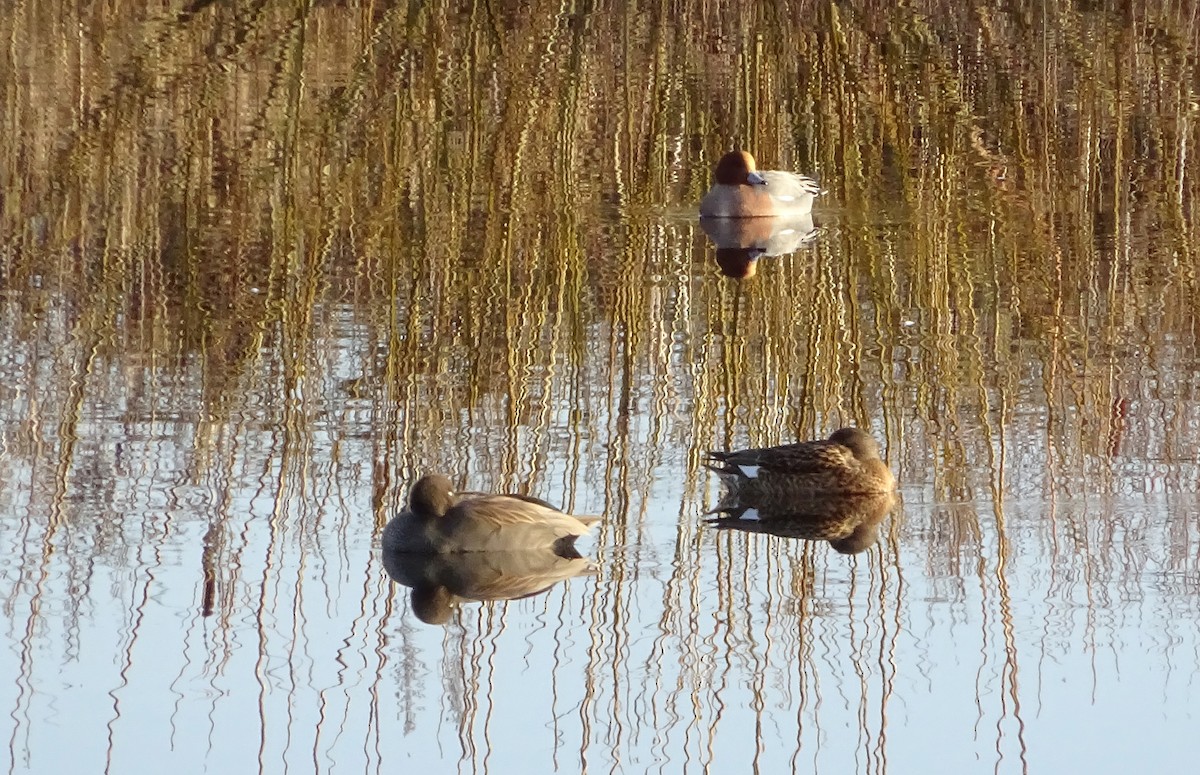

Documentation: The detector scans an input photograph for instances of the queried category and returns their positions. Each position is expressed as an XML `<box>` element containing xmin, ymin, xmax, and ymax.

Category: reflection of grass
<box><xmin>1</xmin><ymin>2</ymin><xmax>1197</xmax><ymax>504</ymax></box>
<box><xmin>0</xmin><ymin>6</ymin><xmax>1197</xmax><ymax>765</ymax></box>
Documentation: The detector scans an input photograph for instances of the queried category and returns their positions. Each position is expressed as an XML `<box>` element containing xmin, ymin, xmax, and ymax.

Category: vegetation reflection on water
<box><xmin>1</xmin><ymin>1</ymin><xmax>1199</xmax><ymax>772</ymax></box>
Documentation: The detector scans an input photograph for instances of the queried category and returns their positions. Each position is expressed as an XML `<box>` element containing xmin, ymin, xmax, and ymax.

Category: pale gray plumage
<box><xmin>382</xmin><ymin>474</ymin><xmax>600</xmax><ymax>554</ymax></box>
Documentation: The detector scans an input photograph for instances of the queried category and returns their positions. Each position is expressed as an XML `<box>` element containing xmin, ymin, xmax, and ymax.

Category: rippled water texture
<box><xmin>2</xmin><ymin>2</ymin><xmax>1199</xmax><ymax>773</ymax></box>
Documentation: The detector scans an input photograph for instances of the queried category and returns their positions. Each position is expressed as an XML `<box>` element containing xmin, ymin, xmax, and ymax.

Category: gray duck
<box><xmin>382</xmin><ymin>474</ymin><xmax>600</xmax><ymax>555</ymax></box>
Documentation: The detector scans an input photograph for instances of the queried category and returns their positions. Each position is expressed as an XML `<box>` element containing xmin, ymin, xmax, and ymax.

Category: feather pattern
<box><xmin>708</xmin><ymin>427</ymin><xmax>896</xmax><ymax>497</ymax></box>
<box><xmin>383</xmin><ymin>474</ymin><xmax>601</xmax><ymax>554</ymax></box>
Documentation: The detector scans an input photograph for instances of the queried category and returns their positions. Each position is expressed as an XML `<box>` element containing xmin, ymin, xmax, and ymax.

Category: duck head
<box><xmin>714</xmin><ymin>150</ymin><xmax>767</xmax><ymax>186</ymax></box>
<box><xmin>828</xmin><ymin>428</ymin><xmax>882</xmax><ymax>461</ymax></box>
<box><xmin>409</xmin><ymin>474</ymin><xmax>456</xmax><ymax>517</ymax></box>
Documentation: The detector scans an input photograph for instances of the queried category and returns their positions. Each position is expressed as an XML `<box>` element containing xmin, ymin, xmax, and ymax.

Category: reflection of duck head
<box><xmin>382</xmin><ymin>548</ymin><xmax>597</xmax><ymax>625</ymax></box>
<box><xmin>713</xmin><ymin>248</ymin><xmax>761</xmax><ymax>278</ymax></box>
<box><xmin>701</xmin><ymin>213</ymin><xmax>818</xmax><ymax>277</ymax></box>
<box><xmin>410</xmin><ymin>586</ymin><xmax>456</xmax><ymax>625</ymax></box>
<box><xmin>706</xmin><ymin>492</ymin><xmax>896</xmax><ymax>554</ymax></box>
<box><xmin>829</xmin><ymin>517</ymin><xmax>882</xmax><ymax>555</ymax></box>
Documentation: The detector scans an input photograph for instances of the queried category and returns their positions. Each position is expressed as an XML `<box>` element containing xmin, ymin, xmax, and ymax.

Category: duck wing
<box><xmin>455</xmin><ymin>494</ymin><xmax>601</xmax><ymax>527</ymax></box>
<box><xmin>758</xmin><ymin>171</ymin><xmax>822</xmax><ymax>200</ymax></box>
<box><xmin>456</xmin><ymin>490</ymin><xmax>560</xmax><ymax>510</ymax></box>
<box><xmin>423</xmin><ymin>551</ymin><xmax>595</xmax><ymax>601</ymax></box>
<box><xmin>709</xmin><ymin>440</ymin><xmax>857</xmax><ymax>475</ymax></box>
<box><xmin>436</xmin><ymin>495</ymin><xmax>598</xmax><ymax>552</ymax></box>
<box><xmin>451</xmin><ymin>495</ymin><xmax>571</xmax><ymax>527</ymax></box>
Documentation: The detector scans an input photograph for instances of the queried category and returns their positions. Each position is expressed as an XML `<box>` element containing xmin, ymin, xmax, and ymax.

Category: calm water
<box><xmin>2</xmin><ymin>2</ymin><xmax>1199</xmax><ymax>773</ymax></box>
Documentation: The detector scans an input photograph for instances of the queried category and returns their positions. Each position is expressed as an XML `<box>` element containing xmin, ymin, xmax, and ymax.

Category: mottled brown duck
<box><xmin>708</xmin><ymin>427</ymin><xmax>896</xmax><ymax>497</ymax></box>
<box><xmin>382</xmin><ymin>474</ymin><xmax>601</xmax><ymax>554</ymax></box>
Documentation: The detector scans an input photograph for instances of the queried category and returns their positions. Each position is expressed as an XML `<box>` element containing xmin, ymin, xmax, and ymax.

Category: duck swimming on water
<box><xmin>382</xmin><ymin>474</ymin><xmax>601</xmax><ymax>555</ymax></box>
<box><xmin>708</xmin><ymin>427</ymin><xmax>896</xmax><ymax>497</ymax></box>
<box><xmin>699</xmin><ymin>150</ymin><xmax>822</xmax><ymax>218</ymax></box>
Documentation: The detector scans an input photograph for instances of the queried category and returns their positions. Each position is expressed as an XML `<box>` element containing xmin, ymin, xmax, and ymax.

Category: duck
<box><xmin>382</xmin><ymin>474</ymin><xmax>601</xmax><ymax>554</ymax></box>
<box><xmin>708</xmin><ymin>427</ymin><xmax>895</xmax><ymax>497</ymax></box>
<box><xmin>699</xmin><ymin>150</ymin><xmax>821</xmax><ymax>218</ymax></box>
<box><xmin>707</xmin><ymin>492</ymin><xmax>896</xmax><ymax>555</ymax></box>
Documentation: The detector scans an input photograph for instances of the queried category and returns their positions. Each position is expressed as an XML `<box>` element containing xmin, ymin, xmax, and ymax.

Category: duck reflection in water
<box><xmin>700</xmin><ymin>214</ymin><xmax>819</xmax><ymax>278</ymax></box>
<box><xmin>707</xmin><ymin>492</ymin><xmax>896</xmax><ymax>554</ymax></box>
<box><xmin>706</xmin><ymin>428</ymin><xmax>897</xmax><ymax>553</ymax></box>
<box><xmin>382</xmin><ymin>474</ymin><xmax>601</xmax><ymax>623</ymax></box>
<box><xmin>382</xmin><ymin>548</ymin><xmax>596</xmax><ymax>624</ymax></box>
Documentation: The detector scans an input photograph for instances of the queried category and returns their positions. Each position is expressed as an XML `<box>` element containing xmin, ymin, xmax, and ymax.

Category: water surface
<box><xmin>1</xmin><ymin>2</ymin><xmax>1199</xmax><ymax>773</ymax></box>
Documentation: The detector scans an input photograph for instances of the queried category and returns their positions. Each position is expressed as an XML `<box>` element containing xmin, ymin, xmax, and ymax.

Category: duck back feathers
<box><xmin>383</xmin><ymin>475</ymin><xmax>600</xmax><ymax>554</ymax></box>
<box><xmin>708</xmin><ymin>427</ymin><xmax>895</xmax><ymax>496</ymax></box>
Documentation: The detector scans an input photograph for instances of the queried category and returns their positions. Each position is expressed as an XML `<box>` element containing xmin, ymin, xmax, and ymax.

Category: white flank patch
<box><xmin>737</xmin><ymin>464</ymin><xmax>760</xmax><ymax>478</ymax></box>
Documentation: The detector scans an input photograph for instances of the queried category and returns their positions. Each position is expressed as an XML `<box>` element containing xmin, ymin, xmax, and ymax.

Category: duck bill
<box><xmin>746</xmin><ymin>170</ymin><xmax>767</xmax><ymax>185</ymax></box>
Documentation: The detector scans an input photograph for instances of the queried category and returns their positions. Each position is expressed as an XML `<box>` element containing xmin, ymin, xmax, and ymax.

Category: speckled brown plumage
<box><xmin>708</xmin><ymin>427</ymin><xmax>896</xmax><ymax>497</ymax></box>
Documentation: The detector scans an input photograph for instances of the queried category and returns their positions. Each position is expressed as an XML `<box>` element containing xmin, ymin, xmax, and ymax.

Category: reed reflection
<box><xmin>2</xmin><ymin>0</ymin><xmax>1200</xmax><ymax>772</ymax></box>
